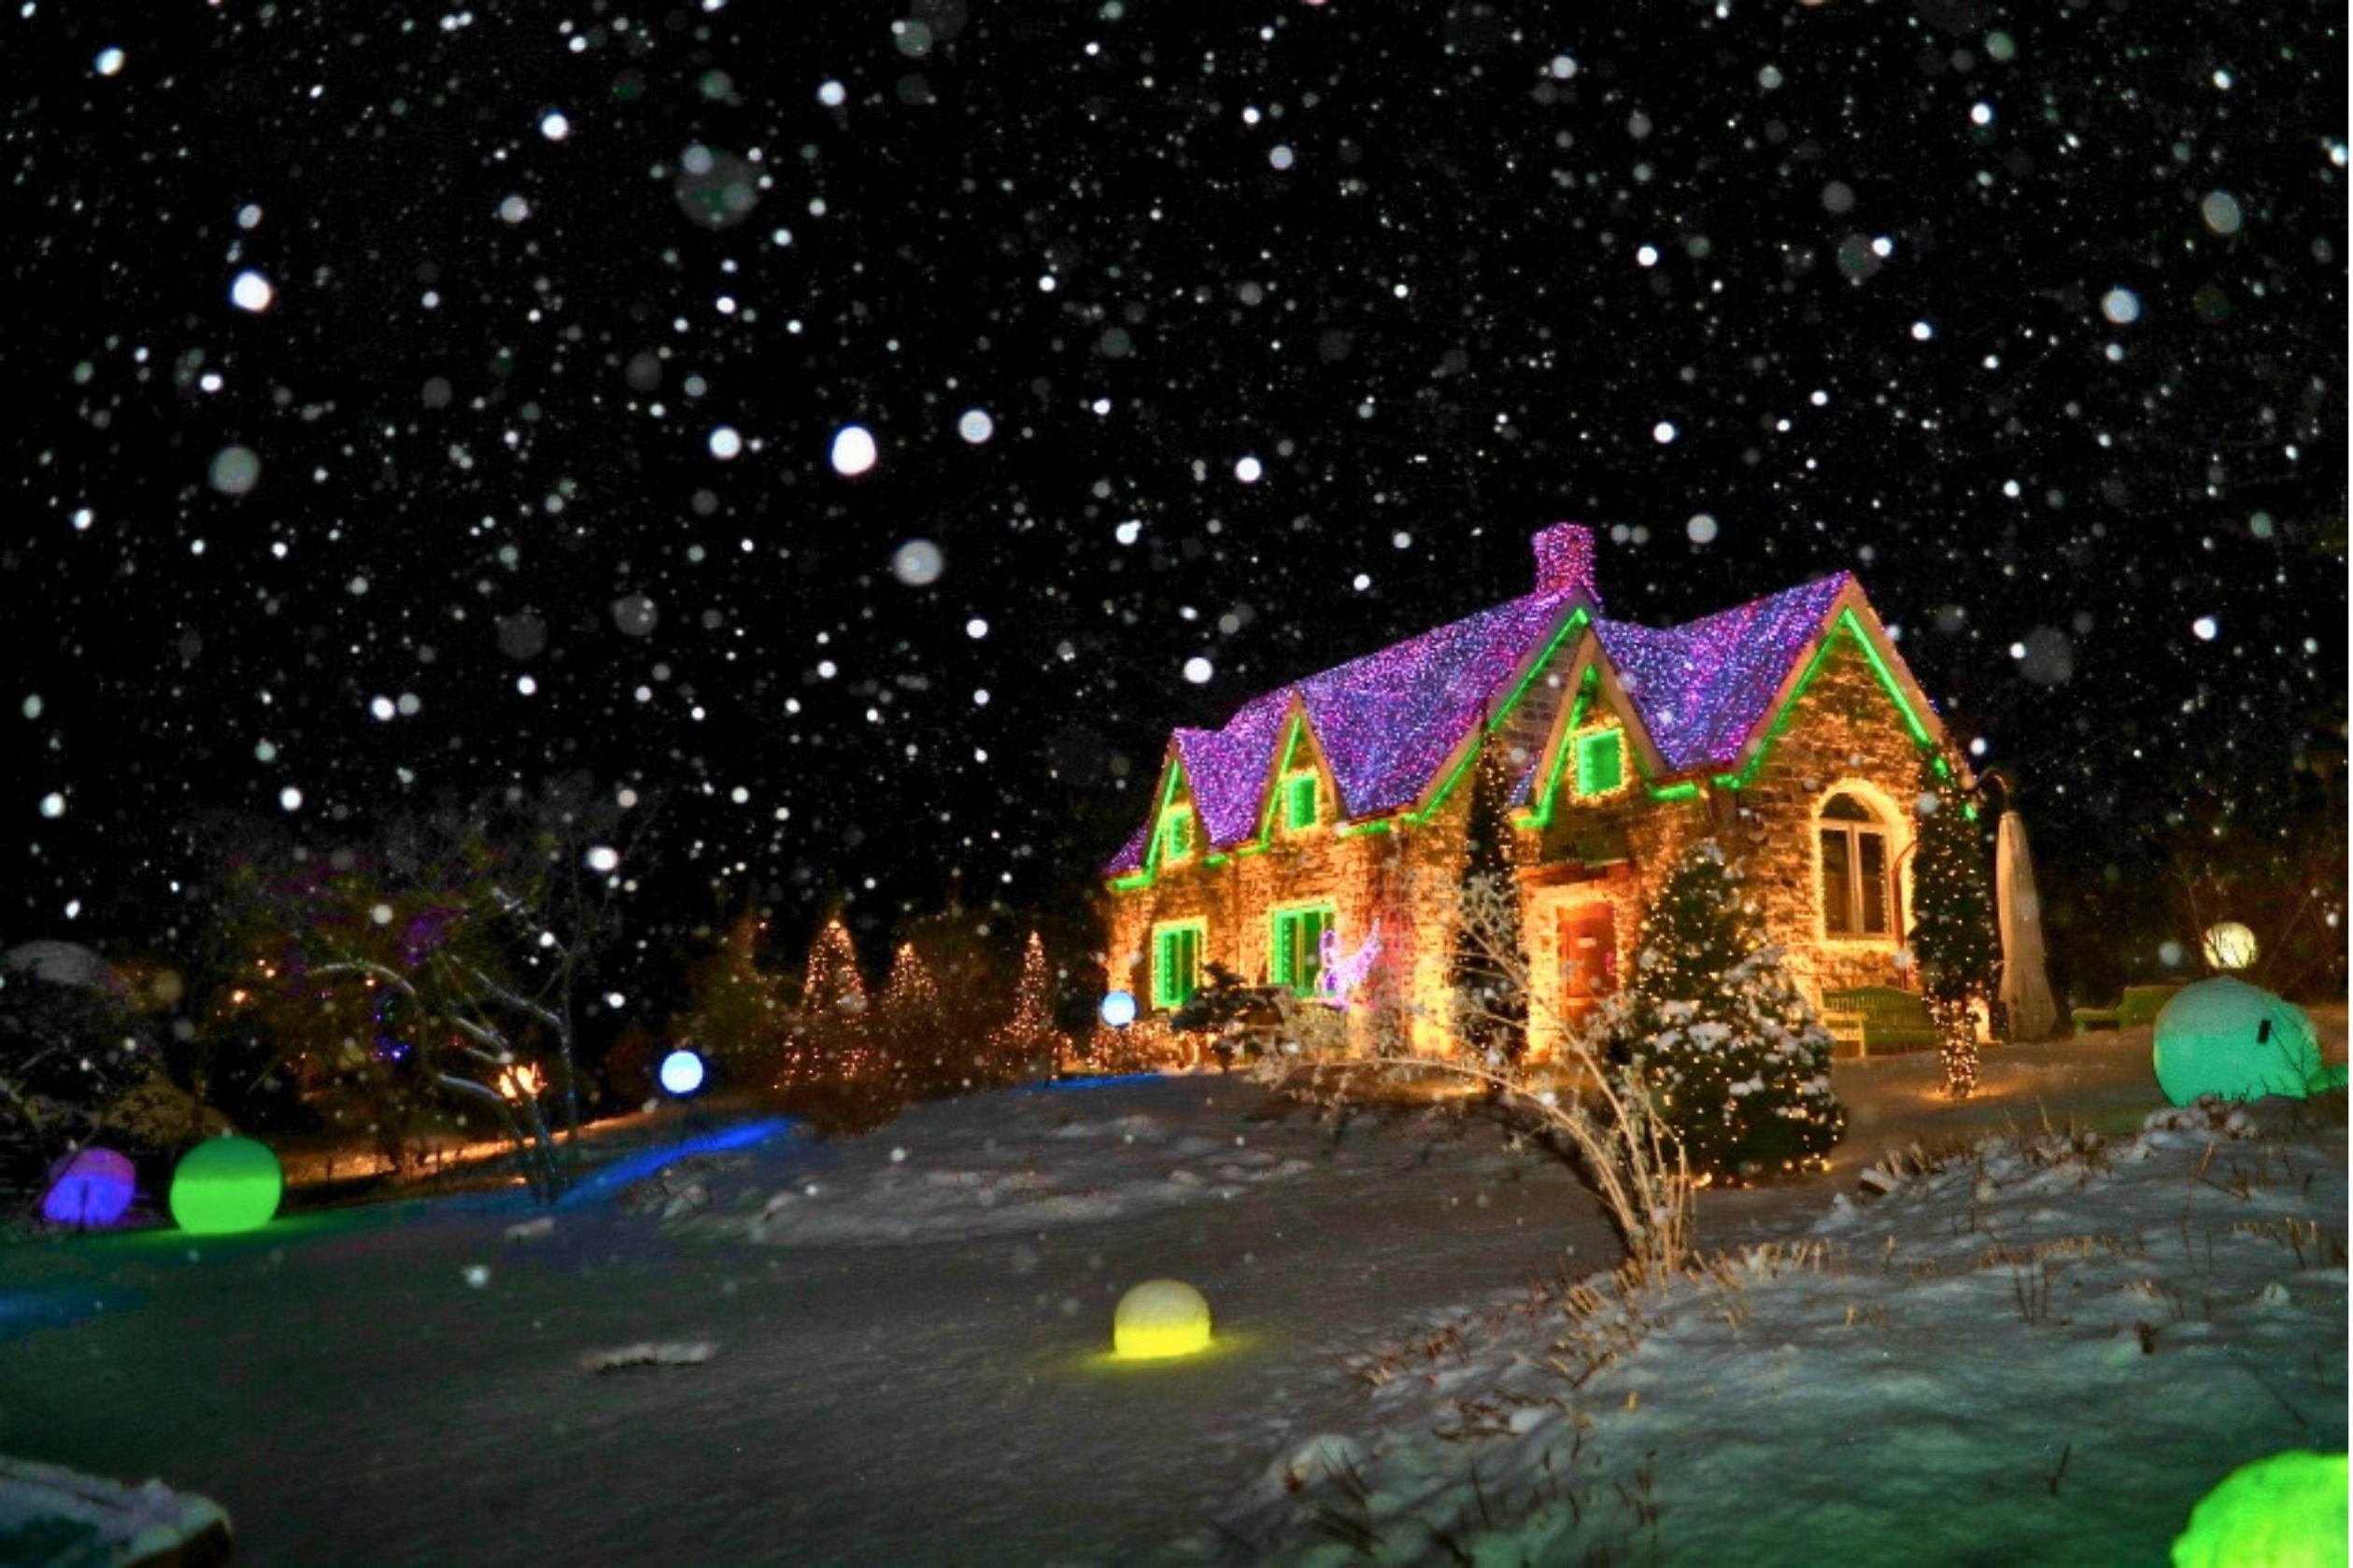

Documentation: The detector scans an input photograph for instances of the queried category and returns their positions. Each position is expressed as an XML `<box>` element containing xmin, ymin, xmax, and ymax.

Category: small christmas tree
<box><xmin>1447</xmin><ymin>723</ymin><xmax>1528</xmax><ymax>1068</ymax></box>
<box><xmin>1907</xmin><ymin>753</ymin><xmax>2001</xmax><ymax>1098</ymax></box>
<box><xmin>1596</xmin><ymin>840</ymin><xmax>1844</xmax><ymax>1181</ymax></box>
<box><xmin>787</xmin><ymin>915</ymin><xmax>872</xmax><ymax>1089</ymax></box>
<box><xmin>875</xmin><ymin>941</ymin><xmax>944</xmax><ymax>1093</ymax></box>
<box><xmin>985</xmin><ymin>931</ymin><xmax>1070</xmax><ymax>1085</ymax></box>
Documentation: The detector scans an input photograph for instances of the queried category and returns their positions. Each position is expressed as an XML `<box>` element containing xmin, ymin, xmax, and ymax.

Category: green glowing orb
<box><xmin>169</xmin><ymin>1136</ymin><xmax>284</xmax><ymax>1235</ymax></box>
<box><xmin>2153</xmin><ymin>979</ymin><xmax>2346</xmax><ymax>1107</ymax></box>
<box><xmin>2172</xmin><ymin>1450</ymin><xmax>2347</xmax><ymax>1568</ymax></box>
<box><xmin>1113</xmin><ymin>1278</ymin><xmax>1212</xmax><ymax>1360</ymax></box>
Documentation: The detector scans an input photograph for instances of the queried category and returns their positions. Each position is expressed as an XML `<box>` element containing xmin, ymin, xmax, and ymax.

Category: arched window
<box><xmin>1819</xmin><ymin>792</ymin><xmax>1897</xmax><ymax>939</ymax></box>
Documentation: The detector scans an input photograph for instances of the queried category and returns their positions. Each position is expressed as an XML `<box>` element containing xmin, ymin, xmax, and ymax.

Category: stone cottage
<box><xmin>1101</xmin><ymin>522</ymin><xmax>1960</xmax><ymax>1059</ymax></box>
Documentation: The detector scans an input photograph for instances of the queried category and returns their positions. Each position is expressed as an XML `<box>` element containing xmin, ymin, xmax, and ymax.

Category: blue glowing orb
<box><xmin>41</xmin><ymin>1147</ymin><xmax>136</xmax><ymax>1228</ymax></box>
<box><xmin>1099</xmin><ymin>990</ymin><xmax>1139</xmax><ymax>1029</ymax></box>
<box><xmin>659</xmin><ymin>1048</ymin><xmax>707</xmax><ymax>1095</ymax></box>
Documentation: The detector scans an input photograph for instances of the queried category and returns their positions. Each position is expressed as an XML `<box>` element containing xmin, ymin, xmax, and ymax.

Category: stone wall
<box><xmin>1695</xmin><ymin>629</ymin><xmax>1932</xmax><ymax>1000</ymax></box>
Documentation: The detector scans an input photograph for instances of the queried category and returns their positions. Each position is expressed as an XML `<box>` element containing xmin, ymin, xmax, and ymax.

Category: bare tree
<box><xmin>206</xmin><ymin>775</ymin><xmax>656</xmax><ymax>1203</ymax></box>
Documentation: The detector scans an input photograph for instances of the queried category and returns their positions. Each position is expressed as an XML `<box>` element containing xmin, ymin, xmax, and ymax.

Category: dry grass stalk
<box><xmin>1257</xmin><ymin>872</ymin><xmax>1697</xmax><ymax>1281</ymax></box>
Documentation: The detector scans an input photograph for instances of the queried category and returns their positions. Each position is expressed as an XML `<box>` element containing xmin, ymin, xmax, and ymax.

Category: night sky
<box><xmin>7</xmin><ymin>2</ymin><xmax>2344</xmax><ymax>995</ymax></box>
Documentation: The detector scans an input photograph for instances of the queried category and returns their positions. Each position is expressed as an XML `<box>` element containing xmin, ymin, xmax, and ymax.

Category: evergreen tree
<box><xmin>1447</xmin><ymin>723</ymin><xmax>1528</xmax><ymax>1067</ymax></box>
<box><xmin>1907</xmin><ymin>754</ymin><xmax>2001</xmax><ymax>1098</ymax></box>
<box><xmin>1596</xmin><ymin>840</ymin><xmax>1844</xmax><ymax>1181</ymax></box>
<box><xmin>673</xmin><ymin>906</ymin><xmax>790</xmax><ymax>1085</ymax></box>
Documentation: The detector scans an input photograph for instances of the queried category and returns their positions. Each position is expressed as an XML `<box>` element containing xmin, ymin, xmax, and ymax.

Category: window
<box><xmin>1573</xmin><ymin>727</ymin><xmax>1624</xmax><ymax>798</ymax></box>
<box><xmin>1152</xmin><ymin>921</ymin><xmax>1204</xmax><ymax>1009</ymax></box>
<box><xmin>1281</xmin><ymin>771</ymin><xmax>1319</xmax><ymax>833</ymax></box>
<box><xmin>1156</xmin><ymin>804</ymin><xmax>1196</xmax><ymax>865</ymax></box>
<box><xmin>1269</xmin><ymin>905</ymin><xmax>1335</xmax><ymax>995</ymax></box>
<box><xmin>1819</xmin><ymin>792</ymin><xmax>1896</xmax><ymax>938</ymax></box>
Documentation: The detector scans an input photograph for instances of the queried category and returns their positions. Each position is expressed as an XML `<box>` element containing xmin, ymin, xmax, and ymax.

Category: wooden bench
<box><xmin>2071</xmin><ymin>983</ymin><xmax>2183</xmax><ymax>1036</ymax></box>
<box><xmin>1821</xmin><ymin>984</ymin><xmax>1939</xmax><ymax>1057</ymax></box>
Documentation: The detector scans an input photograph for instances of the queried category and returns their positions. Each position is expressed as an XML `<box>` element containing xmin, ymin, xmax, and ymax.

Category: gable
<box><xmin>1105</xmin><ymin>533</ymin><xmax>1951</xmax><ymax>883</ymax></box>
<box><xmin>1714</xmin><ymin>599</ymin><xmax>1947</xmax><ymax>789</ymax></box>
<box><xmin>1103</xmin><ymin>589</ymin><xmax>1586</xmax><ymax>875</ymax></box>
<box><xmin>1249</xmin><ymin>699</ymin><xmax>1340</xmax><ymax>845</ymax></box>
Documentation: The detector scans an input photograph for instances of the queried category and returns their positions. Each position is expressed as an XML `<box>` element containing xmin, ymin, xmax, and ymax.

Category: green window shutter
<box><xmin>1283</xmin><ymin>773</ymin><xmax>1318</xmax><ymax>831</ymax></box>
<box><xmin>1576</xmin><ymin>730</ymin><xmax>1623</xmax><ymax>797</ymax></box>
<box><xmin>1302</xmin><ymin>910</ymin><xmax>1330</xmax><ymax>992</ymax></box>
<box><xmin>1270</xmin><ymin>907</ymin><xmax>1334</xmax><ymax>995</ymax></box>
<box><xmin>1158</xmin><ymin>805</ymin><xmax>1195</xmax><ymax>863</ymax></box>
<box><xmin>1154</xmin><ymin>925</ymin><xmax>1203</xmax><ymax>1008</ymax></box>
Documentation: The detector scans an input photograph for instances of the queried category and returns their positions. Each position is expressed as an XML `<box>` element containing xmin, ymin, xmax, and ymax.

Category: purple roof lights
<box><xmin>1592</xmin><ymin>573</ymin><xmax>1852</xmax><ymax>773</ymax></box>
<box><xmin>1108</xmin><ymin>525</ymin><xmax>1880</xmax><ymax>877</ymax></box>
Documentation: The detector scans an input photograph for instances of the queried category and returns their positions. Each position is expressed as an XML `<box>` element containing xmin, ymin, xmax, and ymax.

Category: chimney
<box><xmin>1532</xmin><ymin>522</ymin><xmax>1599</xmax><ymax>603</ymax></box>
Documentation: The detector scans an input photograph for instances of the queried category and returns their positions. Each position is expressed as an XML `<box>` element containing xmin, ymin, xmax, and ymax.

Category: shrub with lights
<box><xmin>1594</xmin><ymin>841</ymin><xmax>1844</xmax><ymax>1182</ymax></box>
<box><xmin>1907</xmin><ymin>753</ymin><xmax>2000</xmax><ymax>1098</ymax></box>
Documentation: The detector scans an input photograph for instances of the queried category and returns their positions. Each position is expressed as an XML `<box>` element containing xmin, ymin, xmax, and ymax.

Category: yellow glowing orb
<box><xmin>1113</xmin><ymin>1278</ymin><xmax>1212</xmax><ymax>1360</ymax></box>
<box><xmin>2200</xmin><ymin>921</ymin><xmax>2259</xmax><ymax>972</ymax></box>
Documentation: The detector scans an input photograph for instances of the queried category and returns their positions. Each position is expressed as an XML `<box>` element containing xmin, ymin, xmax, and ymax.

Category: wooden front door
<box><xmin>1557</xmin><ymin>902</ymin><xmax>1618</xmax><ymax>1032</ymax></box>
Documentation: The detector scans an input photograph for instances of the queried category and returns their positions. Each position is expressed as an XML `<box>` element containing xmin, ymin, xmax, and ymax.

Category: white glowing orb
<box><xmin>1183</xmin><ymin>657</ymin><xmax>1213</xmax><ymax>685</ymax></box>
<box><xmin>1099</xmin><ymin>990</ymin><xmax>1138</xmax><ymax>1028</ymax></box>
<box><xmin>829</xmin><ymin>424</ymin><xmax>878</xmax><ymax>475</ymax></box>
<box><xmin>539</xmin><ymin>109</ymin><xmax>572</xmax><ymax>141</ymax></box>
<box><xmin>708</xmin><ymin>425</ymin><xmax>744</xmax><ymax>459</ymax></box>
<box><xmin>230</xmin><ymin>270</ymin><xmax>276</xmax><ymax>312</ymax></box>
<box><xmin>957</xmin><ymin>409</ymin><xmax>994</xmax><ymax>444</ymax></box>
<box><xmin>2201</xmin><ymin>921</ymin><xmax>2259</xmax><ymax>972</ymax></box>
<box><xmin>1114</xmin><ymin>1278</ymin><xmax>1212</xmax><ymax>1360</ymax></box>
<box><xmin>892</xmin><ymin>539</ymin><xmax>944</xmax><ymax>586</ymax></box>
<box><xmin>659</xmin><ymin>1048</ymin><xmax>707</xmax><ymax>1095</ymax></box>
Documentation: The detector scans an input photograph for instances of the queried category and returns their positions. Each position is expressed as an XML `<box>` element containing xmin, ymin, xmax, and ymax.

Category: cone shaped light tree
<box><xmin>986</xmin><ymin>931</ymin><xmax>1069</xmax><ymax>1086</ymax></box>
<box><xmin>787</xmin><ymin>915</ymin><xmax>872</xmax><ymax>1088</ymax></box>
<box><xmin>1907</xmin><ymin>754</ymin><xmax>2001</xmax><ymax>1098</ymax></box>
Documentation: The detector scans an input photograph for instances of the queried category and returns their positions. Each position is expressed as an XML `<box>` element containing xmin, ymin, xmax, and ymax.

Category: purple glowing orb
<box><xmin>42</xmin><ymin>1147</ymin><xmax>137</xmax><ymax>1228</ymax></box>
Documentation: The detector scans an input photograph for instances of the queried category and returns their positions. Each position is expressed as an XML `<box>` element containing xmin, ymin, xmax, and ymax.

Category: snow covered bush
<box><xmin>1592</xmin><ymin>841</ymin><xmax>1844</xmax><ymax>1183</ymax></box>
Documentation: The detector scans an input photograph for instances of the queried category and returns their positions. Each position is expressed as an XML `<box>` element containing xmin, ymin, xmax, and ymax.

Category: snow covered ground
<box><xmin>3</xmin><ymin>1027</ymin><xmax>2344</xmax><ymax>1564</ymax></box>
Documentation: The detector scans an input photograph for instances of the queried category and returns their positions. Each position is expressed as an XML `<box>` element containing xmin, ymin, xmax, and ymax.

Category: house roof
<box><xmin>1107</xmin><ymin>525</ymin><xmax>1897</xmax><ymax>876</ymax></box>
<box><xmin>1590</xmin><ymin>572</ymin><xmax>1853</xmax><ymax>773</ymax></box>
